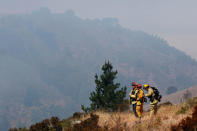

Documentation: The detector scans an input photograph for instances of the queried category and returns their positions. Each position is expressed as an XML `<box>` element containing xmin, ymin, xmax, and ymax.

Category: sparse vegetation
<box><xmin>10</xmin><ymin>117</ymin><xmax>62</xmax><ymax>131</ymax></box>
<box><xmin>176</xmin><ymin>97</ymin><xmax>197</xmax><ymax>115</ymax></box>
<box><xmin>171</xmin><ymin>104</ymin><xmax>197</xmax><ymax>131</ymax></box>
<box><xmin>72</xmin><ymin>113</ymin><xmax>103</xmax><ymax>131</ymax></box>
<box><xmin>185</xmin><ymin>97</ymin><xmax>197</xmax><ymax>107</ymax></box>
<box><xmin>10</xmin><ymin>97</ymin><xmax>197</xmax><ymax>131</ymax></box>
<box><xmin>176</xmin><ymin>106</ymin><xmax>189</xmax><ymax>115</ymax></box>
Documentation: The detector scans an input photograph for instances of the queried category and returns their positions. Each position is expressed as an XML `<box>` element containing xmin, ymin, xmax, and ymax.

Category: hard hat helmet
<box><xmin>131</xmin><ymin>82</ymin><xmax>137</xmax><ymax>86</ymax></box>
<box><xmin>137</xmin><ymin>84</ymin><xmax>142</xmax><ymax>89</ymax></box>
<box><xmin>143</xmin><ymin>84</ymin><xmax>149</xmax><ymax>89</ymax></box>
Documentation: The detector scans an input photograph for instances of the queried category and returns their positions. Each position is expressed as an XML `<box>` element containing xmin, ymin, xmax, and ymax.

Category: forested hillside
<box><xmin>1</xmin><ymin>8</ymin><xmax>197</xmax><ymax>130</ymax></box>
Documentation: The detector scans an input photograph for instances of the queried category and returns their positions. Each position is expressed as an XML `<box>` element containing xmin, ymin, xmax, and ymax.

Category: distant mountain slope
<box><xmin>0</xmin><ymin>8</ymin><xmax>197</xmax><ymax>130</ymax></box>
<box><xmin>162</xmin><ymin>86</ymin><xmax>197</xmax><ymax>104</ymax></box>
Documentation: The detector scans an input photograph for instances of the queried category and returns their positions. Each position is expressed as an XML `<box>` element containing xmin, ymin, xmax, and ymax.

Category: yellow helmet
<box><xmin>143</xmin><ymin>84</ymin><xmax>149</xmax><ymax>89</ymax></box>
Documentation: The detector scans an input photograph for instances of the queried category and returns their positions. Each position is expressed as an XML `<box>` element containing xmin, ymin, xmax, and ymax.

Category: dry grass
<box><xmin>75</xmin><ymin>104</ymin><xmax>192</xmax><ymax>131</ymax></box>
<box><xmin>171</xmin><ymin>104</ymin><xmax>197</xmax><ymax>131</ymax></box>
<box><xmin>62</xmin><ymin>98</ymin><xmax>197</xmax><ymax>131</ymax></box>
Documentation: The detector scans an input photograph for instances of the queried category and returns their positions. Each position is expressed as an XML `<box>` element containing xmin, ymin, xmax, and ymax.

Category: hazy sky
<box><xmin>0</xmin><ymin>0</ymin><xmax>196</xmax><ymax>59</ymax></box>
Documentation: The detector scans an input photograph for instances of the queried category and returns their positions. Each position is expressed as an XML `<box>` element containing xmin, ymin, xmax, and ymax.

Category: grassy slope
<box><xmin>11</xmin><ymin>87</ymin><xmax>197</xmax><ymax>131</ymax></box>
<box><xmin>10</xmin><ymin>97</ymin><xmax>197</xmax><ymax>130</ymax></box>
<box><xmin>95</xmin><ymin>105</ymin><xmax>190</xmax><ymax>131</ymax></box>
<box><xmin>62</xmin><ymin>97</ymin><xmax>197</xmax><ymax>131</ymax></box>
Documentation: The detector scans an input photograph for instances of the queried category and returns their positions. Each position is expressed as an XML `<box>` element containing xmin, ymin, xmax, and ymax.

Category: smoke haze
<box><xmin>0</xmin><ymin>0</ymin><xmax>196</xmax><ymax>57</ymax></box>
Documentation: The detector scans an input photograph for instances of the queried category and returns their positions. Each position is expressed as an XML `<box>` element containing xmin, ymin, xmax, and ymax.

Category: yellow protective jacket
<box><xmin>145</xmin><ymin>87</ymin><xmax>158</xmax><ymax>105</ymax></box>
<box><xmin>136</xmin><ymin>89</ymin><xmax>144</xmax><ymax>106</ymax></box>
<box><xmin>129</xmin><ymin>89</ymin><xmax>138</xmax><ymax>104</ymax></box>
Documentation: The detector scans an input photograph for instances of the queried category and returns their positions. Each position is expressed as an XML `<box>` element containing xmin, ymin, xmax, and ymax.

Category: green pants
<box><xmin>150</xmin><ymin>104</ymin><xmax>157</xmax><ymax>117</ymax></box>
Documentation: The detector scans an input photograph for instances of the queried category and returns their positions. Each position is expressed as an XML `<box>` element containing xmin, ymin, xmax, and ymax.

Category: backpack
<box><xmin>151</xmin><ymin>87</ymin><xmax>162</xmax><ymax>102</ymax></box>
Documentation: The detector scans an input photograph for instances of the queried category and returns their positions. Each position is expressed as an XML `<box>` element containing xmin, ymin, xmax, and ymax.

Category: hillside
<box><xmin>1</xmin><ymin>8</ymin><xmax>197</xmax><ymax>130</ymax></box>
<box><xmin>162</xmin><ymin>86</ymin><xmax>197</xmax><ymax>104</ymax></box>
<box><xmin>10</xmin><ymin>97</ymin><xmax>197</xmax><ymax>131</ymax></box>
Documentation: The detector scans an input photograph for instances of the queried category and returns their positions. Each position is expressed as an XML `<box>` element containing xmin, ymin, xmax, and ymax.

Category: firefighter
<box><xmin>143</xmin><ymin>84</ymin><xmax>160</xmax><ymax>118</ymax></box>
<box><xmin>129</xmin><ymin>82</ymin><xmax>138</xmax><ymax>117</ymax></box>
<box><xmin>136</xmin><ymin>84</ymin><xmax>145</xmax><ymax>119</ymax></box>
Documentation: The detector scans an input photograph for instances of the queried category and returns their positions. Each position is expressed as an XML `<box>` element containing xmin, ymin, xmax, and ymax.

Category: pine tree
<box><xmin>82</xmin><ymin>61</ymin><xmax>127</xmax><ymax>112</ymax></box>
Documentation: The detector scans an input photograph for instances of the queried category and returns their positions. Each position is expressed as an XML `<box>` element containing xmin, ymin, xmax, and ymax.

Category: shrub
<box><xmin>10</xmin><ymin>116</ymin><xmax>62</xmax><ymax>131</ymax></box>
<box><xmin>185</xmin><ymin>97</ymin><xmax>197</xmax><ymax>107</ymax></box>
<box><xmin>176</xmin><ymin>106</ymin><xmax>189</xmax><ymax>115</ymax></box>
<box><xmin>171</xmin><ymin>104</ymin><xmax>197</xmax><ymax>131</ymax></box>
<box><xmin>73</xmin><ymin>112</ymin><xmax>84</xmax><ymax>119</ymax></box>
<box><xmin>9</xmin><ymin>128</ymin><xmax>18</xmax><ymax>131</ymax></box>
<box><xmin>72</xmin><ymin>113</ymin><xmax>103</xmax><ymax>131</ymax></box>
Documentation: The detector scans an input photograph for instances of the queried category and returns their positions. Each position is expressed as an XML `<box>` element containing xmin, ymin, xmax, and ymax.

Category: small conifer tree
<box><xmin>82</xmin><ymin>61</ymin><xmax>127</xmax><ymax>112</ymax></box>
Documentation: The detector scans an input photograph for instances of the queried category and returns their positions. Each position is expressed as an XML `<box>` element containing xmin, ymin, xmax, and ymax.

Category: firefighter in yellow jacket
<box><xmin>143</xmin><ymin>84</ymin><xmax>158</xmax><ymax>118</ymax></box>
<box><xmin>129</xmin><ymin>82</ymin><xmax>138</xmax><ymax>117</ymax></box>
<box><xmin>136</xmin><ymin>84</ymin><xmax>144</xmax><ymax>118</ymax></box>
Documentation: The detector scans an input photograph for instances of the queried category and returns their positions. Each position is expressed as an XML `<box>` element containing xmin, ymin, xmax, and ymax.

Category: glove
<box><xmin>144</xmin><ymin>97</ymin><xmax>147</xmax><ymax>103</ymax></box>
